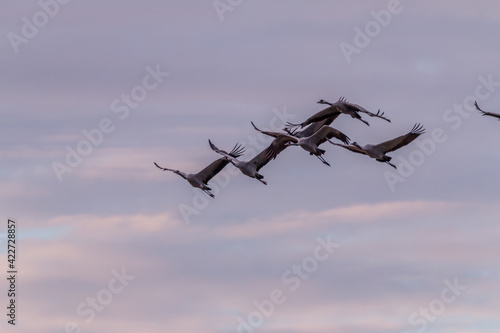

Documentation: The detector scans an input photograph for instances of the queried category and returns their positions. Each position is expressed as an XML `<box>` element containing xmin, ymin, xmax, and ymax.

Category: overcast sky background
<box><xmin>1</xmin><ymin>1</ymin><xmax>500</xmax><ymax>332</ymax></box>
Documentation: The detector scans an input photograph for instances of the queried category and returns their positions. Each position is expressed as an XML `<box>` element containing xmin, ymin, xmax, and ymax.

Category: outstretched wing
<box><xmin>153</xmin><ymin>162</ymin><xmax>187</xmax><ymax>179</ymax></box>
<box><xmin>308</xmin><ymin>125</ymin><xmax>350</xmax><ymax>146</ymax></box>
<box><xmin>154</xmin><ymin>162</ymin><xmax>176</xmax><ymax>172</ymax></box>
<box><xmin>251</xmin><ymin>135</ymin><xmax>295</xmax><ymax>171</ymax></box>
<box><xmin>374</xmin><ymin>123</ymin><xmax>425</xmax><ymax>153</ymax></box>
<box><xmin>208</xmin><ymin>140</ymin><xmax>240</xmax><ymax>163</ymax></box>
<box><xmin>251</xmin><ymin>122</ymin><xmax>297</xmax><ymax>161</ymax></box>
<box><xmin>251</xmin><ymin>121</ymin><xmax>284</xmax><ymax>138</ymax></box>
<box><xmin>196</xmin><ymin>143</ymin><xmax>245</xmax><ymax>184</ymax></box>
<box><xmin>342</xmin><ymin>98</ymin><xmax>390</xmax><ymax>123</ymax></box>
<box><xmin>331</xmin><ymin>143</ymin><xmax>367</xmax><ymax>156</ymax></box>
<box><xmin>289</xmin><ymin>116</ymin><xmax>340</xmax><ymax>138</ymax></box>
<box><xmin>356</xmin><ymin>108</ymin><xmax>390</xmax><ymax>122</ymax></box>
<box><xmin>285</xmin><ymin>106</ymin><xmax>341</xmax><ymax>128</ymax></box>
<box><xmin>475</xmin><ymin>101</ymin><xmax>500</xmax><ymax>120</ymax></box>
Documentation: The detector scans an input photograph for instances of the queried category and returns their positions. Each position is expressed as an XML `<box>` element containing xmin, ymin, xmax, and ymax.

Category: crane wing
<box><xmin>251</xmin><ymin>122</ymin><xmax>297</xmax><ymax>159</ymax></box>
<box><xmin>475</xmin><ymin>101</ymin><xmax>500</xmax><ymax>120</ymax></box>
<box><xmin>355</xmin><ymin>108</ymin><xmax>391</xmax><ymax>122</ymax></box>
<box><xmin>208</xmin><ymin>140</ymin><xmax>241</xmax><ymax>163</ymax></box>
<box><xmin>374</xmin><ymin>123</ymin><xmax>425</xmax><ymax>153</ymax></box>
<box><xmin>288</xmin><ymin>116</ymin><xmax>340</xmax><ymax>138</ymax></box>
<box><xmin>308</xmin><ymin>125</ymin><xmax>350</xmax><ymax>146</ymax></box>
<box><xmin>342</xmin><ymin>98</ymin><xmax>390</xmax><ymax>123</ymax></box>
<box><xmin>153</xmin><ymin>162</ymin><xmax>187</xmax><ymax>179</ymax></box>
<box><xmin>251</xmin><ymin>135</ymin><xmax>295</xmax><ymax>171</ymax></box>
<box><xmin>154</xmin><ymin>162</ymin><xmax>176</xmax><ymax>172</ymax></box>
<box><xmin>251</xmin><ymin>121</ymin><xmax>284</xmax><ymax>138</ymax></box>
<box><xmin>331</xmin><ymin>143</ymin><xmax>367</xmax><ymax>155</ymax></box>
<box><xmin>196</xmin><ymin>143</ymin><xmax>245</xmax><ymax>184</ymax></box>
<box><xmin>285</xmin><ymin>106</ymin><xmax>341</xmax><ymax>128</ymax></box>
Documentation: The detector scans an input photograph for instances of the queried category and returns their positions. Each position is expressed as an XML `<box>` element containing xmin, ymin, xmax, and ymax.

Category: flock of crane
<box><xmin>154</xmin><ymin>98</ymin><xmax>499</xmax><ymax>198</ymax></box>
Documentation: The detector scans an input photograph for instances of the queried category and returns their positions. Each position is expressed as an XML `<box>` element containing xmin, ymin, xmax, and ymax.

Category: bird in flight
<box><xmin>285</xmin><ymin>100</ymin><xmax>342</xmax><ymax>132</ymax></box>
<box><xmin>252</xmin><ymin>121</ymin><xmax>350</xmax><ymax>166</ymax></box>
<box><xmin>317</xmin><ymin>97</ymin><xmax>390</xmax><ymax>126</ymax></box>
<box><xmin>286</xmin><ymin>97</ymin><xmax>389</xmax><ymax>131</ymax></box>
<box><xmin>284</xmin><ymin>115</ymin><xmax>340</xmax><ymax>138</ymax></box>
<box><xmin>474</xmin><ymin>101</ymin><xmax>500</xmax><ymax>120</ymax></box>
<box><xmin>154</xmin><ymin>143</ymin><xmax>245</xmax><ymax>198</ymax></box>
<box><xmin>331</xmin><ymin>123</ymin><xmax>425</xmax><ymax>168</ymax></box>
<box><xmin>209</xmin><ymin>135</ymin><xmax>294</xmax><ymax>185</ymax></box>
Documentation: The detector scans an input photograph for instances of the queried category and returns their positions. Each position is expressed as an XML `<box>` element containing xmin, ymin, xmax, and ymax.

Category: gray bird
<box><xmin>154</xmin><ymin>143</ymin><xmax>245</xmax><ymax>198</ymax></box>
<box><xmin>208</xmin><ymin>135</ymin><xmax>294</xmax><ymax>185</ymax></box>
<box><xmin>286</xmin><ymin>97</ymin><xmax>389</xmax><ymax>132</ymax></box>
<box><xmin>284</xmin><ymin>116</ymin><xmax>340</xmax><ymax>138</ymax></box>
<box><xmin>331</xmin><ymin>123</ymin><xmax>425</xmax><ymax>169</ymax></box>
<box><xmin>252</xmin><ymin>121</ymin><xmax>350</xmax><ymax>167</ymax></box>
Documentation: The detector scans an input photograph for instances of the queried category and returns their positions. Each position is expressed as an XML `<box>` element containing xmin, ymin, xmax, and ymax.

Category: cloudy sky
<box><xmin>1</xmin><ymin>1</ymin><xmax>500</xmax><ymax>332</ymax></box>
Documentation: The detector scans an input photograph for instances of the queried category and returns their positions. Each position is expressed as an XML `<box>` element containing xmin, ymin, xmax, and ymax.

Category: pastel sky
<box><xmin>1</xmin><ymin>1</ymin><xmax>500</xmax><ymax>332</ymax></box>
